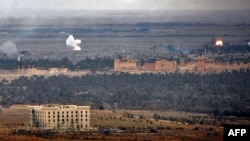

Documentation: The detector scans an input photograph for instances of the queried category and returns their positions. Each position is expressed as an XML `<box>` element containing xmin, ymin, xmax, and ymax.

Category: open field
<box><xmin>1</xmin><ymin>107</ymin><xmax>249</xmax><ymax>140</ymax></box>
<box><xmin>1</xmin><ymin>23</ymin><xmax>249</xmax><ymax>60</ymax></box>
<box><xmin>1</xmin><ymin>10</ymin><xmax>250</xmax><ymax>62</ymax></box>
<box><xmin>0</xmin><ymin>107</ymin><xmax>240</xmax><ymax>141</ymax></box>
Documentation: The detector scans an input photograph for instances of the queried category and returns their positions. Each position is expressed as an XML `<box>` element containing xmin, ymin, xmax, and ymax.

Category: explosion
<box><xmin>0</xmin><ymin>41</ymin><xmax>18</xmax><ymax>55</ymax></box>
<box><xmin>66</xmin><ymin>35</ymin><xmax>81</xmax><ymax>51</ymax></box>
<box><xmin>215</xmin><ymin>39</ymin><xmax>223</xmax><ymax>47</ymax></box>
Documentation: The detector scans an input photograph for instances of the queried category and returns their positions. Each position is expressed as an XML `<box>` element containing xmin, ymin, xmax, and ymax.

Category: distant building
<box><xmin>114</xmin><ymin>57</ymin><xmax>250</xmax><ymax>73</ymax></box>
<box><xmin>49</xmin><ymin>68</ymin><xmax>68</xmax><ymax>74</ymax></box>
<box><xmin>29</xmin><ymin>105</ymin><xmax>90</xmax><ymax>132</ymax></box>
<box><xmin>141</xmin><ymin>62</ymin><xmax>155</xmax><ymax>71</ymax></box>
<box><xmin>197</xmin><ymin>55</ymin><xmax>206</xmax><ymax>72</ymax></box>
<box><xmin>154</xmin><ymin>59</ymin><xmax>177</xmax><ymax>72</ymax></box>
<box><xmin>114</xmin><ymin>58</ymin><xmax>140</xmax><ymax>71</ymax></box>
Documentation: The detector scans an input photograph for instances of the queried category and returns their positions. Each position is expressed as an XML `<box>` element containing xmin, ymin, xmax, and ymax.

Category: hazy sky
<box><xmin>1</xmin><ymin>0</ymin><xmax>250</xmax><ymax>11</ymax></box>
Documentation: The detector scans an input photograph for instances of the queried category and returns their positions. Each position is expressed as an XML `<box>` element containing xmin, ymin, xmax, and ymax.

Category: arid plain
<box><xmin>0</xmin><ymin>10</ymin><xmax>250</xmax><ymax>141</ymax></box>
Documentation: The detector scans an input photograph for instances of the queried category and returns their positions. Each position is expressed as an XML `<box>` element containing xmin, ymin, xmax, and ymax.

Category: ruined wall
<box><xmin>197</xmin><ymin>60</ymin><xmax>206</xmax><ymax>72</ymax></box>
<box><xmin>155</xmin><ymin>59</ymin><xmax>177</xmax><ymax>72</ymax></box>
<box><xmin>24</xmin><ymin>68</ymin><xmax>68</xmax><ymax>75</ymax></box>
<box><xmin>26</xmin><ymin>68</ymin><xmax>47</xmax><ymax>75</ymax></box>
<box><xmin>114</xmin><ymin>59</ymin><xmax>140</xmax><ymax>71</ymax></box>
<box><xmin>114</xmin><ymin>59</ymin><xmax>120</xmax><ymax>71</ymax></box>
<box><xmin>178</xmin><ymin>61</ymin><xmax>197</xmax><ymax>72</ymax></box>
<box><xmin>141</xmin><ymin>62</ymin><xmax>155</xmax><ymax>71</ymax></box>
<box><xmin>206</xmin><ymin>61</ymin><xmax>250</xmax><ymax>72</ymax></box>
<box><xmin>113</xmin><ymin>58</ymin><xmax>250</xmax><ymax>73</ymax></box>
<box><xmin>49</xmin><ymin>68</ymin><xmax>68</xmax><ymax>74</ymax></box>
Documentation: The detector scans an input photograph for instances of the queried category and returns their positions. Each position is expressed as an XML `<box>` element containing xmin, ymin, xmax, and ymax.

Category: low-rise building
<box><xmin>29</xmin><ymin>105</ymin><xmax>90</xmax><ymax>132</ymax></box>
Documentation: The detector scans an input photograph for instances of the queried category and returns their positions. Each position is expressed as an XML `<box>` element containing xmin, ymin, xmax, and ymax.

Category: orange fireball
<box><xmin>215</xmin><ymin>40</ymin><xmax>223</xmax><ymax>47</ymax></box>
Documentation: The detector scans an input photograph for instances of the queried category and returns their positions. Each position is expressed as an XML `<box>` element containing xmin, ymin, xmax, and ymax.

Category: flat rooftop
<box><xmin>28</xmin><ymin>105</ymin><xmax>90</xmax><ymax>110</ymax></box>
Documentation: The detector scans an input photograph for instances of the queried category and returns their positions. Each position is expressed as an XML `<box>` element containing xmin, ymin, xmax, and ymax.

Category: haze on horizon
<box><xmin>1</xmin><ymin>0</ymin><xmax>250</xmax><ymax>18</ymax></box>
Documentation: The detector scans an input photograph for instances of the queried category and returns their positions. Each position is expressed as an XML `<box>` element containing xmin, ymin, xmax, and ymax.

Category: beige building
<box><xmin>154</xmin><ymin>59</ymin><xmax>177</xmax><ymax>72</ymax></box>
<box><xmin>29</xmin><ymin>105</ymin><xmax>90</xmax><ymax>132</ymax></box>
<box><xmin>114</xmin><ymin>58</ymin><xmax>140</xmax><ymax>71</ymax></box>
<box><xmin>114</xmin><ymin>58</ymin><xmax>250</xmax><ymax>73</ymax></box>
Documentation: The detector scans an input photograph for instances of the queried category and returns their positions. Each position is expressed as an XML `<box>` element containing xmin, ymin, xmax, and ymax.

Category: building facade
<box><xmin>154</xmin><ymin>59</ymin><xmax>177</xmax><ymax>72</ymax></box>
<box><xmin>114</xmin><ymin>58</ymin><xmax>140</xmax><ymax>71</ymax></box>
<box><xmin>114</xmin><ymin>58</ymin><xmax>250</xmax><ymax>73</ymax></box>
<box><xmin>29</xmin><ymin>105</ymin><xmax>90</xmax><ymax>132</ymax></box>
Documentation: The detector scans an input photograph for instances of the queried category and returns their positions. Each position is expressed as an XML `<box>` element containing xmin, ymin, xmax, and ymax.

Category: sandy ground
<box><xmin>1</xmin><ymin>10</ymin><xmax>250</xmax><ymax>61</ymax></box>
<box><xmin>0</xmin><ymin>107</ymin><xmax>225</xmax><ymax>141</ymax></box>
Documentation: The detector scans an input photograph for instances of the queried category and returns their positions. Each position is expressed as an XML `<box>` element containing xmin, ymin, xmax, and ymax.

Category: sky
<box><xmin>1</xmin><ymin>0</ymin><xmax>250</xmax><ymax>11</ymax></box>
<box><xmin>0</xmin><ymin>0</ymin><xmax>249</xmax><ymax>18</ymax></box>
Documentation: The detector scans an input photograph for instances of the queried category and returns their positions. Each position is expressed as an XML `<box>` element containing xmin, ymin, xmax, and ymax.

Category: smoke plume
<box><xmin>66</xmin><ymin>35</ymin><xmax>81</xmax><ymax>51</ymax></box>
<box><xmin>0</xmin><ymin>41</ymin><xmax>18</xmax><ymax>55</ymax></box>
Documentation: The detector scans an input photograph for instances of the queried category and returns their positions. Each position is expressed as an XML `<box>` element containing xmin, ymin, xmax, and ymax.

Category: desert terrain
<box><xmin>0</xmin><ymin>10</ymin><xmax>250</xmax><ymax>141</ymax></box>
<box><xmin>0</xmin><ymin>107</ymin><xmax>229</xmax><ymax>141</ymax></box>
<box><xmin>0</xmin><ymin>10</ymin><xmax>250</xmax><ymax>61</ymax></box>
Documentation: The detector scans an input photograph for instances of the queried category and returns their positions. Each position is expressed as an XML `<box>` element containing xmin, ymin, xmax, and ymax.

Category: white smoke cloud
<box><xmin>66</xmin><ymin>35</ymin><xmax>81</xmax><ymax>51</ymax></box>
<box><xmin>0</xmin><ymin>41</ymin><xmax>18</xmax><ymax>55</ymax></box>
